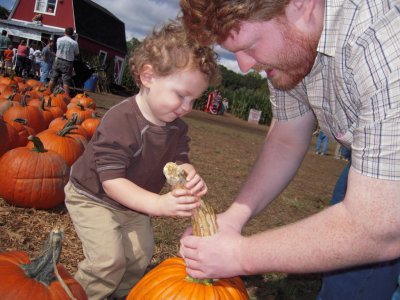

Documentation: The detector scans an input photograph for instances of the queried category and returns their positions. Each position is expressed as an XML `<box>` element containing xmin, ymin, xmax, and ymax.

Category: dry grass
<box><xmin>0</xmin><ymin>92</ymin><xmax>347</xmax><ymax>299</ymax></box>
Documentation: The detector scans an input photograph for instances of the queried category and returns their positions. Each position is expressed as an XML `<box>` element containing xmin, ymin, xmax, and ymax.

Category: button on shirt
<box><xmin>270</xmin><ymin>0</ymin><xmax>400</xmax><ymax>180</ymax></box>
<box><xmin>56</xmin><ymin>35</ymin><xmax>79</xmax><ymax>62</ymax></box>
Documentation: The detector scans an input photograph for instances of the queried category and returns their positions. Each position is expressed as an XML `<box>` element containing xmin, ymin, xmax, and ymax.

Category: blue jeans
<box><xmin>40</xmin><ymin>61</ymin><xmax>52</xmax><ymax>83</ymax></box>
<box><xmin>316</xmin><ymin>131</ymin><xmax>329</xmax><ymax>155</ymax></box>
<box><xmin>318</xmin><ymin>161</ymin><xmax>400</xmax><ymax>299</ymax></box>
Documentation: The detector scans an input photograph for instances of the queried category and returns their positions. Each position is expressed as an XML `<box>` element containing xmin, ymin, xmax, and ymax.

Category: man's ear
<box><xmin>140</xmin><ymin>64</ymin><xmax>155</xmax><ymax>88</ymax></box>
<box><xmin>286</xmin><ymin>0</ymin><xmax>320</xmax><ymax>29</ymax></box>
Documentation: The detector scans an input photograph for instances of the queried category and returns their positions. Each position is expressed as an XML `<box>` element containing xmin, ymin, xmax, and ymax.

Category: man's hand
<box><xmin>180</xmin><ymin>227</ymin><xmax>246</xmax><ymax>279</ymax></box>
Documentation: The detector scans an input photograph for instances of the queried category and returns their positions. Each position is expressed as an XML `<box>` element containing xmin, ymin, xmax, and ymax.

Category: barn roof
<box><xmin>73</xmin><ymin>0</ymin><xmax>127</xmax><ymax>54</ymax></box>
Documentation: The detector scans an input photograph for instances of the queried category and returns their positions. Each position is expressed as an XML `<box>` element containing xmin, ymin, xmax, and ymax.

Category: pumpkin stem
<box><xmin>163</xmin><ymin>162</ymin><xmax>218</xmax><ymax>237</ymax></box>
<box><xmin>185</xmin><ymin>275</ymin><xmax>213</xmax><ymax>286</ymax></box>
<box><xmin>64</xmin><ymin>113</ymin><xmax>78</xmax><ymax>128</ymax></box>
<box><xmin>51</xmin><ymin>230</ymin><xmax>78</xmax><ymax>300</ymax></box>
<box><xmin>28</xmin><ymin>135</ymin><xmax>47</xmax><ymax>153</ymax></box>
<box><xmin>21</xmin><ymin>228</ymin><xmax>78</xmax><ymax>300</ymax></box>
<box><xmin>58</xmin><ymin>125</ymin><xmax>78</xmax><ymax>137</ymax></box>
<box><xmin>21</xmin><ymin>228</ymin><xmax>63</xmax><ymax>285</ymax></box>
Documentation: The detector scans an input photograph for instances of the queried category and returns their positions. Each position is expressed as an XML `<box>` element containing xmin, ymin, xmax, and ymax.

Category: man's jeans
<box><xmin>317</xmin><ymin>162</ymin><xmax>400</xmax><ymax>300</ymax></box>
<box><xmin>40</xmin><ymin>61</ymin><xmax>52</xmax><ymax>83</ymax></box>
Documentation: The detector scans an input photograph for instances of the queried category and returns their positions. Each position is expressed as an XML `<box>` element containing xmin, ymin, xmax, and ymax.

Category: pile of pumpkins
<box><xmin>0</xmin><ymin>75</ymin><xmax>102</xmax><ymax>210</ymax></box>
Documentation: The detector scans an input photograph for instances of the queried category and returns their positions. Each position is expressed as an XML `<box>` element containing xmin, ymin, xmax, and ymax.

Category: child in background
<box><xmin>2</xmin><ymin>44</ymin><xmax>14</xmax><ymax>76</ymax></box>
<box><xmin>64</xmin><ymin>20</ymin><xmax>221</xmax><ymax>300</ymax></box>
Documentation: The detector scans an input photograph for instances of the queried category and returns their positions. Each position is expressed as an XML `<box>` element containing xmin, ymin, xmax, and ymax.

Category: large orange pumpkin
<box><xmin>0</xmin><ymin>228</ymin><xmax>87</xmax><ymax>300</ymax></box>
<box><xmin>127</xmin><ymin>163</ymin><xmax>249</xmax><ymax>300</ymax></box>
<box><xmin>127</xmin><ymin>257</ymin><xmax>249</xmax><ymax>300</ymax></box>
<box><xmin>0</xmin><ymin>136</ymin><xmax>69</xmax><ymax>209</ymax></box>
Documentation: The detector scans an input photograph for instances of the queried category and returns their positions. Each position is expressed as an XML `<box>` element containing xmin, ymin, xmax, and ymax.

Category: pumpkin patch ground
<box><xmin>0</xmin><ymin>91</ymin><xmax>346</xmax><ymax>300</ymax></box>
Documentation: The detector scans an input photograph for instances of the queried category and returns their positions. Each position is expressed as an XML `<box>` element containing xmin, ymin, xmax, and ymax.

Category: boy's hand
<box><xmin>180</xmin><ymin>163</ymin><xmax>208</xmax><ymax>197</ymax></box>
<box><xmin>157</xmin><ymin>189</ymin><xmax>200</xmax><ymax>217</ymax></box>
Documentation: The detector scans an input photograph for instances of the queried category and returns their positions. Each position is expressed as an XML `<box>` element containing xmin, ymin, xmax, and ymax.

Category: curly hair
<box><xmin>130</xmin><ymin>20</ymin><xmax>221</xmax><ymax>87</ymax></box>
<box><xmin>179</xmin><ymin>0</ymin><xmax>290</xmax><ymax>45</ymax></box>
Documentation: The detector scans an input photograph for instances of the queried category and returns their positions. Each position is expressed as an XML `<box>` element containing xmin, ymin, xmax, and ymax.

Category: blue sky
<box><xmin>0</xmin><ymin>0</ymin><xmax>242</xmax><ymax>74</ymax></box>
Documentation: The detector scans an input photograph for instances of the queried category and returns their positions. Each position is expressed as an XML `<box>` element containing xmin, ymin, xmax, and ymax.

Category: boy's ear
<box><xmin>140</xmin><ymin>64</ymin><xmax>155</xmax><ymax>88</ymax></box>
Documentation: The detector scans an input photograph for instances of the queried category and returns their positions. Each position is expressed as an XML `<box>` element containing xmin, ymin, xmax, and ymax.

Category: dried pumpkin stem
<box><xmin>163</xmin><ymin>162</ymin><xmax>218</xmax><ymax>285</ymax></box>
<box><xmin>163</xmin><ymin>162</ymin><xmax>218</xmax><ymax>237</ymax></box>
<box><xmin>20</xmin><ymin>228</ymin><xmax>77</xmax><ymax>300</ymax></box>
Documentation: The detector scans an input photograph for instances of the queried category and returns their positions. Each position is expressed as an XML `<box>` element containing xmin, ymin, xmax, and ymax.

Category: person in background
<box><xmin>0</xmin><ymin>30</ymin><xmax>11</xmax><ymax>73</ymax></box>
<box><xmin>49</xmin><ymin>27</ymin><xmax>79</xmax><ymax>95</ymax></box>
<box><xmin>15</xmin><ymin>39</ymin><xmax>28</xmax><ymax>77</ymax></box>
<box><xmin>315</xmin><ymin>129</ymin><xmax>329</xmax><ymax>156</ymax></box>
<box><xmin>32</xmin><ymin>46</ymin><xmax>42</xmax><ymax>79</ymax></box>
<box><xmin>220</xmin><ymin>97</ymin><xmax>229</xmax><ymax>115</ymax></box>
<box><xmin>26</xmin><ymin>45</ymin><xmax>35</xmax><ymax>77</ymax></box>
<box><xmin>40</xmin><ymin>39</ymin><xmax>55</xmax><ymax>84</ymax></box>
<box><xmin>64</xmin><ymin>20</ymin><xmax>220</xmax><ymax>299</ymax></box>
<box><xmin>2</xmin><ymin>44</ymin><xmax>14</xmax><ymax>76</ymax></box>
<box><xmin>179</xmin><ymin>1</ymin><xmax>400</xmax><ymax>299</ymax></box>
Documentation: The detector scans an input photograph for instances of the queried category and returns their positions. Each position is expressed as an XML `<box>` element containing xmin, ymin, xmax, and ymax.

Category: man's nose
<box><xmin>236</xmin><ymin>52</ymin><xmax>256</xmax><ymax>73</ymax></box>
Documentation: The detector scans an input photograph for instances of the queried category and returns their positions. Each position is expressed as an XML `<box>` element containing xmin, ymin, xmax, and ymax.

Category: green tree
<box><xmin>121</xmin><ymin>37</ymin><xmax>141</xmax><ymax>93</ymax></box>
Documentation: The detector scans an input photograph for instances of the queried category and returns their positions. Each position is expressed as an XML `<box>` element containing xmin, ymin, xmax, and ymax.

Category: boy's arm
<box><xmin>102</xmin><ymin>177</ymin><xmax>200</xmax><ymax>217</ymax></box>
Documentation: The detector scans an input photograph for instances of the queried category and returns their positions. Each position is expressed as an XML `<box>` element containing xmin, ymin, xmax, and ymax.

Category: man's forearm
<box><xmin>239</xmin><ymin>169</ymin><xmax>400</xmax><ymax>275</ymax></box>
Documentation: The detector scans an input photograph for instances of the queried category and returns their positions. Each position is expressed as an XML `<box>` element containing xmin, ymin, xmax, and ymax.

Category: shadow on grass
<box><xmin>243</xmin><ymin>273</ymin><xmax>322</xmax><ymax>300</ymax></box>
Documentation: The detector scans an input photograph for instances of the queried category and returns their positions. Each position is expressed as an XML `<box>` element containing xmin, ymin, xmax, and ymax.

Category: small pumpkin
<box><xmin>70</xmin><ymin>92</ymin><xmax>96</xmax><ymax>109</ymax></box>
<box><xmin>0</xmin><ymin>228</ymin><xmax>87</xmax><ymax>299</ymax></box>
<box><xmin>81</xmin><ymin>112</ymin><xmax>101</xmax><ymax>138</ymax></box>
<box><xmin>127</xmin><ymin>163</ymin><xmax>249</xmax><ymax>300</ymax></box>
<box><xmin>65</xmin><ymin>103</ymin><xmax>94</xmax><ymax>124</ymax></box>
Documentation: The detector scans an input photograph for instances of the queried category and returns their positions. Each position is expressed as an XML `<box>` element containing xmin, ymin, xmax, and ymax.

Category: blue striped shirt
<box><xmin>271</xmin><ymin>0</ymin><xmax>400</xmax><ymax>180</ymax></box>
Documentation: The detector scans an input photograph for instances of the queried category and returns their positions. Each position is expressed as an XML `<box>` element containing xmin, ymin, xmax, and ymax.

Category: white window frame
<box><xmin>34</xmin><ymin>0</ymin><xmax>58</xmax><ymax>16</ymax></box>
<box><xmin>113</xmin><ymin>56</ymin><xmax>125</xmax><ymax>85</ymax></box>
<box><xmin>98</xmin><ymin>50</ymin><xmax>108</xmax><ymax>68</ymax></box>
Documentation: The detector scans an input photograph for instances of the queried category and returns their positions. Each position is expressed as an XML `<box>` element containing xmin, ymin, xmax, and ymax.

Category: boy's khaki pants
<box><xmin>65</xmin><ymin>181</ymin><xmax>154</xmax><ymax>300</ymax></box>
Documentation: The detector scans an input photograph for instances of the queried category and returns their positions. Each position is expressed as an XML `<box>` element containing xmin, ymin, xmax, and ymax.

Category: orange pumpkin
<box><xmin>3</xmin><ymin>95</ymin><xmax>46</xmax><ymax>133</ymax></box>
<box><xmin>127</xmin><ymin>257</ymin><xmax>249</xmax><ymax>300</ymax></box>
<box><xmin>45</xmin><ymin>95</ymin><xmax>68</xmax><ymax>112</ymax></box>
<box><xmin>66</xmin><ymin>103</ymin><xmax>94</xmax><ymax>124</ymax></box>
<box><xmin>127</xmin><ymin>163</ymin><xmax>249</xmax><ymax>300</ymax></box>
<box><xmin>0</xmin><ymin>228</ymin><xmax>87</xmax><ymax>299</ymax></box>
<box><xmin>27</xmin><ymin>126</ymin><xmax>84</xmax><ymax>166</ymax></box>
<box><xmin>81</xmin><ymin>112</ymin><xmax>101</xmax><ymax>138</ymax></box>
<box><xmin>7</xmin><ymin>118</ymin><xmax>36</xmax><ymax>147</ymax></box>
<box><xmin>70</xmin><ymin>92</ymin><xmax>96</xmax><ymax>109</ymax></box>
<box><xmin>48</xmin><ymin>114</ymin><xmax>69</xmax><ymax>129</ymax></box>
<box><xmin>0</xmin><ymin>116</ymin><xmax>12</xmax><ymax>156</ymax></box>
<box><xmin>0</xmin><ymin>136</ymin><xmax>69</xmax><ymax>209</ymax></box>
<box><xmin>0</xmin><ymin>95</ymin><xmax>21</xmax><ymax>117</ymax></box>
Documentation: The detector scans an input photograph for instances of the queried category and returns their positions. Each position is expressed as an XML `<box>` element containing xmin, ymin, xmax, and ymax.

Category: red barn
<box><xmin>0</xmin><ymin>0</ymin><xmax>127</xmax><ymax>84</ymax></box>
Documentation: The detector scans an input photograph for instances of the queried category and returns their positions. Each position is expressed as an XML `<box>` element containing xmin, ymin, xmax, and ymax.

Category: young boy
<box><xmin>64</xmin><ymin>20</ymin><xmax>221</xmax><ymax>300</ymax></box>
